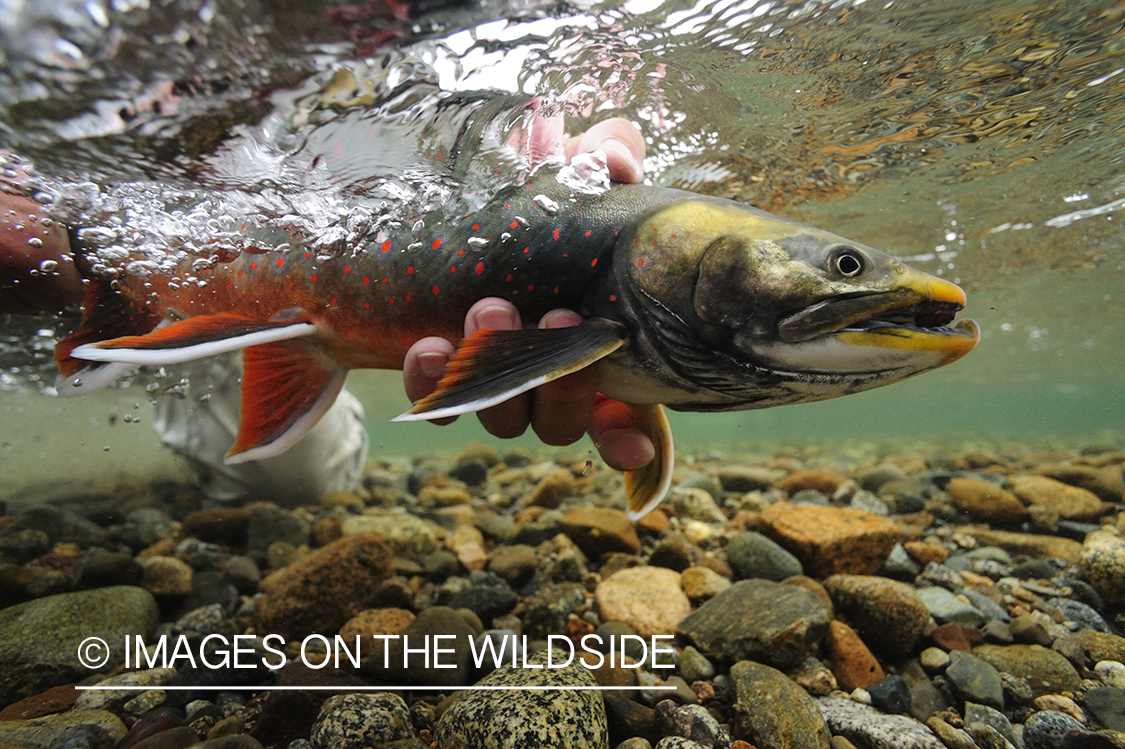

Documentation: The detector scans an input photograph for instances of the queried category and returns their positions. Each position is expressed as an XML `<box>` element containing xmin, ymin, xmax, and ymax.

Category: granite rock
<box><xmin>309</xmin><ymin>692</ymin><xmax>413</xmax><ymax>749</ymax></box>
<box><xmin>434</xmin><ymin>649</ymin><xmax>607</xmax><ymax>749</ymax></box>
<box><xmin>817</xmin><ymin>696</ymin><xmax>943</xmax><ymax>749</ymax></box>
<box><xmin>1081</xmin><ymin>531</ymin><xmax>1125</xmax><ymax>607</ymax></box>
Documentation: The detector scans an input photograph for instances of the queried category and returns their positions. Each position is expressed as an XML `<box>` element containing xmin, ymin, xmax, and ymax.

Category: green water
<box><xmin>1</xmin><ymin>0</ymin><xmax>1123</xmax><ymax>503</ymax></box>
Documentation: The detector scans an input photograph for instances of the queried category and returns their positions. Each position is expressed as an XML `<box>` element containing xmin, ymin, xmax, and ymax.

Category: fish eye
<box><xmin>830</xmin><ymin>247</ymin><xmax>866</xmax><ymax>277</ymax></box>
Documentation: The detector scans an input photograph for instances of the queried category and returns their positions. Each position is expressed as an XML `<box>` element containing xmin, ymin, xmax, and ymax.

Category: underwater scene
<box><xmin>0</xmin><ymin>0</ymin><xmax>1123</xmax><ymax>747</ymax></box>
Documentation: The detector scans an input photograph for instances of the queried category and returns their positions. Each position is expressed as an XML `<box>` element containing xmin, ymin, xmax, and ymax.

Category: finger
<box><xmin>402</xmin><ymin>336</ymin><xmax>458</xmax><ymax>425</ymax></box>
<box><xmin>589</xmin><ymin>396</ymin><xmax>655</xmax><ymax>471</ymax></box>
<box><xmin>469</xmin><ymin>298</ymin><xmax>533</xmax><ymax>439</ymax></box>
<box><xmin>529</xmin><ymin>309</ymin><xmax>598</xmax><ymax>446</ymax></box>
<box><xmin>564</xmin><ymin>118</ymin><xmax>647</xmax><ymax>185</ymax></box>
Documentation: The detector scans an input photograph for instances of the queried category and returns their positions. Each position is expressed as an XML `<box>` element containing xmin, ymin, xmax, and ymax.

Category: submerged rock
<box><xmin>434</xmin><ymin>649</ymin><xmax>608</xmax><ymax>749</ymax></box>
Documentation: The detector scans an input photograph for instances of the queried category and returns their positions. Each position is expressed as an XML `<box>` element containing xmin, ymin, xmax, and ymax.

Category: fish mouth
<box><xmin>778</xmin><ymin>286</ymin><xmax>980</xmax><ymax>364</ymax></box>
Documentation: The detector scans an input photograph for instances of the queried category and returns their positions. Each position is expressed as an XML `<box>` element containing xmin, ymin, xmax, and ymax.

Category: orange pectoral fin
<box><xmin>623</xmin><ymin>403</ymin><xmax>674</xmax><ymax>521</ymax></box>
<box><xmin>225</xmin><ymin>340</ymin><xmax>348</xmax><ymax>464</ymax></box>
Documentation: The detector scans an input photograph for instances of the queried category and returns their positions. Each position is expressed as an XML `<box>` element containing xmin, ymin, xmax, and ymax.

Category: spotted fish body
<box><xmin>58</xmin><ymin>169</ymin><xmax>979</xmax><ymax>517</ymax></box>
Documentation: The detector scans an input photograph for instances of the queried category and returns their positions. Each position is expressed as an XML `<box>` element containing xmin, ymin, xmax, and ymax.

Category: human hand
<box><xmin>402</xmin><ymin>115</ymin><xmax>655</xmax><ymax>471</ymax></box>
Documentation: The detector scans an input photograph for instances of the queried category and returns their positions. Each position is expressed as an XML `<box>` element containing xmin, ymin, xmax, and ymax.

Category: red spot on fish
<box><xmin>405</xmin><ymin>294</ymin><xmax>412</xmax><ymax>302</ymax></box>
<box><xmin>528</xmin><ymin>284</ymin><xmax>534</xmax><ymax>292</ymax></box>
<box><xmin>563</xmin><ymin>253</ymin><xmax>568</xmax><ymax>258</ymax></box>
<box><xmin>237</xmin><ymin>270</ymin><xmax>242</xmax><ymax>278</ymax></box>
<box><xmin>330</xmin><ymin>296</ymin><xmax>337</xmax><ymax>304</ymax></box>
<box><xmin>250</xmin><ymin>261</ymin><xmax>257</xmax><ymax>270</ymax></box>
<box><xmin>475</xmin><ymin>262</ymin><xmax>484</xmax><ymax>275</ymax></box>
<box><xmin>471</xmin><ymin>223</ymin><xmax>480</xmax><ymax>231</ymax></box>
<box><xmin>343</xmin><ymin>265</ymin><xmax>351</xmax><ymax>275</ymax></box>
<box><xmin>364</xmin><ymin>301</ymin><xmax>371</xmax><ymax>309</ymax></box>
<box><xmin>311</xmin><ymin>274</ymin><xmax>318</xmax><ymax>283</ymax></box>
<box><xmin>653</xmin><ymin>242</ymin><xmax>658</xmax><ymax>247</ymax></box>
<box><xmin>432</xmin><ymin>285</ymin><xmax>440</xmax><ymax>295</ymax></box>
<box><xmin>506</xmin><ymin>274</ymin><xmax>513</xmax><ymax>282</ymax></box>
<box><xmin>632</xmin><ymin>238</ymin><xmax>638</xmax><ymax>243</ymax></box>
<box><xmin>553</xmin><ymin>286</ymin><xmax>559</xmax><ymax>294</ymax></box>
<box><xmin>382</xmin><ymin>277</ymin><xmax>388</xmax><ymax>284</ymax></box>
<box><xmin>523</xmin><ymin>247</ymin><xmax>529</xmax><ymax>254</ymax></box>
<box><xmin>204</xmin><ymin>268</ymin><xmax>210</xmax><ymax>276</ymax></box>
<box><xmin>553</xmin><ymin>228</ymin><xmax>561</xmax><ymax>240</ymax></box>
<box><xmin>387</xmin><ymin>297</ymin><xmax>394</xmax><ymax>305</ymax></box>
<box><xmin>510</xmin><ymin>220</ymin><xmax>519</xmax><ymax>229</ymax></box>
<box><xmin>362</xmin><ymin>277</ymin><xmax>370</xmax><ymax>285</ymax></box>
<box><xmin>304</xmin><ymin>252</ymin><xmax>311</xmax><ymax>258</ymax></box>
<box><xmin>449</xmin><ymin>266</ymin><xmax>456</xmax><ymax>273</ymax></box>
<box><xmin>610</xmin><ymin>294</ymin><xmax>617</xmax><ymax>302</ymax></box>
<box><xmin>504</xmin><ymin>203</ymin><xmax>510</xmax><ymax>208</ymax></box>
<box><xmin>671</xmin><ymin>234</ymin><xmax>677</xmax><ymax>239</ymax></box>
<box><xmin>638</xmin><ymin>258</ymin><xmax>644</xmax><ymax>265</ymax></box>
<box><xmin>432</xmin><ymin>238</ymin><xmax>442</xmax><ymax>250</ymax></box>
<box><xmin>457</xmin><ymin>249</ymin><xmax>464</xmax><ymax>256</ymax></box>
<box><xmin>407</xmin><ymin>266</ymin><xmax>414</xmax><ymax>275</ymax></box>
<box><xmin>591</xmin><ymin>258</ymin><xmax>598</xmax><ymax>267</ymax></box>
<box><xmin>276</xmin><ymin>257</ymin><xmax>284</xmax><ymax>269</ymax></box>
<box><xmin>382</xmin><ymin>240</ymin><xmax>391</xmax><ymax>252</ymax></box>
<box><xmin>585</xmin><ymin>230</ymin><xmax>592</xmax><ymax>237</ymax></box>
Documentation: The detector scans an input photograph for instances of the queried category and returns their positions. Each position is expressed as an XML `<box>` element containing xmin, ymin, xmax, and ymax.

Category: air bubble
<box><xmin>38</xmin><ymin>258</ymin><xmax>56</xmax><ymax>271</ymax></box>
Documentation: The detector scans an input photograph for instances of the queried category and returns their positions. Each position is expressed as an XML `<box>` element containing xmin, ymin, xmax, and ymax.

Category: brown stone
<box><xmin>338</xmin><ymin>608</ymin><xmax>415</xmax><ymax>668</ymax></box>
<box><xmin>256</xmin><ymin>532</ymin><xmax>394</xmax><ymax>641</ymax></box>
<box><xmin>955</xmin><ymin>526</ymin><xmax>1083</xmax><ymax>564</ymax></box>
<box><xmin>596</xmin><ymin>566</ymin><xmax>691</xmax><ymax>637</ymax></box>
<box><xmin>180</xmin><ymin>508</ymin><xmax>249</xmax><ymax>546</ymax></box>
<box><xmin>774</xmin><ymin>470</ymin><xmax>850</xmax><ymax>496</ymax></box>
<box><xmin>759</xmin><ymin>503</ymin><xmax>899</xmax><ymax>577</ymax></box>
<box><xmin>1074</xmin><ymin>630</ymin><xmax>1125</xmax><ymax>664</ymax></box>
<box><xmin>309</xmin><ymin>514</ymin><xmax>342</xmax><ymax>547</ymax></box>
<box><xmin>526</xmin><ymin>468</ymin><xmax>575</xmax><ymax>509</ymax></box>
<box><xmin>824</xmin><ymin>575</ymin><xmax>930</xmax><ymax>660</ymax></box>
<box><xmin>930</xmin><ymin>622</ymin><xmax>982</xmax><ymax>653</ymax></box>
<box><xmin>946</xmin><ymin>477</ymin><xmax>1027</xmax><ymax>524</ymax></box>
<box><xmin>681</xmin><ymin>566</ymin><xmax>732</xmax><ymax>601</ymax></box>
<box><xmin>635</xmin><ymin>508</ymin><xmax>671</xmax><ymax>534</ymax></box>
<box><xmin>1009</xmin><ymin>475</ymin><xmax>1108</xmax><ymax>521</ymax></box>
<box><xmin>1034</xmin><ymin>463</ymin><xmax>1125</xmax><ymax>503</ymax></box>
<box><xmin>1081</xmin><ymin>530</ymin><xmax>1125</xmax><ymax>607</ymax></box>
<box><xmin>0</xmin><ymin>683</ymin><xmax>78</xmax><ymax>720</ymax></box>
<box><xmin>973</xmin><ymin>643</ymin><xmax>1082</xmax><ymax>697</ymax></box>
<box><xmin>903</xmin><ymin>541</ymin><xmax>950</xmax><ymax>565</ymax></box>
<box><xmin>558</xmin><ymin>508</ymin><xmax>640</xmax><ymax>556</ymax></box>
<box><xmin>825</xmin><ymin>620</ymin><xmax>885</xmax><ymax>691</ymax></box>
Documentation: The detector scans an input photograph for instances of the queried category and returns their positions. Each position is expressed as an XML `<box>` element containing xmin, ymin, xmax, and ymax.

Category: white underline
<box><xmin>75</xmin><ymin>685</ymin><xmax>674</xmax><ymax>691</ymax></box>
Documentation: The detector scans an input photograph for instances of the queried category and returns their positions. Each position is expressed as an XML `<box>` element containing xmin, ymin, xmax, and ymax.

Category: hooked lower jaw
<box><xmin>834</xmin><ymin>317</ymin><xmax>980</xmax><ymax>365</ymax></box>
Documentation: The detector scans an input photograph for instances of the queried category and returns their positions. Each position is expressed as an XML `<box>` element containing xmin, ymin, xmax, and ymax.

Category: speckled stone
<box><xmin>817</xmin><ymin>696</ymin><xmax>943</xmax><ymax>749</ymax></box>
<box><xmin>256</xmin><ymin>532</ymin><xmax>393</xmax><ymax>641</ymax></box>
<box><xmin>1023</xmin><ymin>710</ymin><xmax>1086</xmax><ymax>749</ymax></box>
<box><xmin>823</xmin><ymin>575</ymin><xmax>930</xmax><ymax>660</ymax></box>
<box><xmin>596</xmin><ymin>566</ymin><xmax>692</xmax><ymax>637</ymax></box>
<box><xmin>433</xmin><ymin>649</ymin><xmax>607</xmax><ymax>749</ymax></box>
<box><xmin>676</xmin><ymin>579</ymin><xmax>831</xmax><ymax>670</ymax></box>
<box><xmin>339</xmin><ymin>510</ymin><xmax>442</xmax><ymax>557</ymax></box>
<box><xmin>730</xmin><ymin>660</ymin><xmax>830</xmax><ymax>749</ymax></box>
<box><xmin>680</xmin><ymin>566</ymin><xmax>731</xmax><ymax>601</ymax></box>
<box><xmin>916</xmin><ymin>586</ymin><xmax>986</xmax><ymax>628</ymax></box>
<box><xmin>973</xmin><ymin>644</ymin><xmax>1082</xmax><ymax>697</ymax></box>
<box><xmin>1081</xmin><ymin>531</ymin><xmax>1125</xmax><ymax>607</ymax></box>
<box><xmin>309</xmin><ymin>693</ymin><xmax>413</xmax><ymax>749</ymax></box>
<box><xmin>140</xmin><ymin>556</ymin><xmax>193</xmax><ymax>597</ymax></box>
<box><xmin>759</xmin><ymin>503</ymin><xmax>899</xmax><ymax>577</ymax></box>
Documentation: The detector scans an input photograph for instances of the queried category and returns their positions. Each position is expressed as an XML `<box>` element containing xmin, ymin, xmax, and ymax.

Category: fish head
<box><xmin>615</xmin><ymin>198</ymin><xmax>980</xmax><ymax>409</ymax></box>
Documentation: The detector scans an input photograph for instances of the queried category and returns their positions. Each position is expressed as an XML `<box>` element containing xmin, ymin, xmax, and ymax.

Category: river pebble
<box><xmin>1</xmin><ymin>441</ymin><xmax>1122</xmax><ymax>749</ymax></box>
